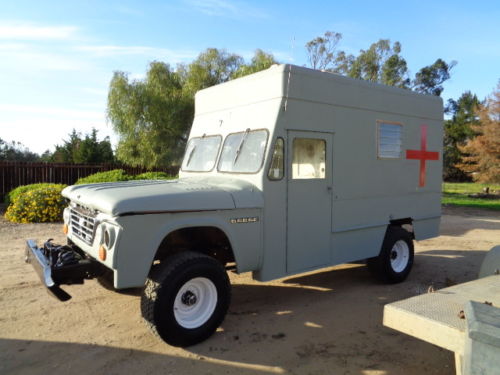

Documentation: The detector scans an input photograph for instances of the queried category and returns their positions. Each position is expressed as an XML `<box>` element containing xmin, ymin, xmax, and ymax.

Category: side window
<box><xmin>378</xmin><ymin>122</ymin><xmax>402</xmax><ymax>159</ymax></box>
<box><xmin>267</xmin><ymin>138</ymin><xmax>284</xmax><ymax>180</ymax></box>
<box><xmin>292</xmin><ymin>138</ymin><xmax>326</xmax><ymax>179</ymax></box>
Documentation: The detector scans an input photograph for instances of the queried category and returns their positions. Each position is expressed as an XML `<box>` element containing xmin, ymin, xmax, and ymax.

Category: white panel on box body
<box><xmin>181</xmin><ymin>64</ymin><xmax>443</xmax><ymax>282</ymax></box>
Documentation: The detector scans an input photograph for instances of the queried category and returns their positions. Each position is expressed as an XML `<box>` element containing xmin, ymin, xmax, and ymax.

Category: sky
<box><xmin>1</xmin><ymin>0</ymin><xmax>499</xmax><ymax>154</ymax></box>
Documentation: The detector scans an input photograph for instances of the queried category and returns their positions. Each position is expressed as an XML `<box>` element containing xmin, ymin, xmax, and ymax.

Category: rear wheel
<box><xmin>141</xmin><ymin>251</ymin><xmax>231</xmax><ymax>347</ymax></box>
<box><xmin>368</xmin><ymin>226</ymin><xmax>414</xmax><ymax>283</ymax></box>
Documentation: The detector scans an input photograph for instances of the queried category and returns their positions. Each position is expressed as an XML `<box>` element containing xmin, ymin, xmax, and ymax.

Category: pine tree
<box><xmin>443</xmin><ymin>92</ymin><xmax>480</xmax><ymax>181</ymax></box>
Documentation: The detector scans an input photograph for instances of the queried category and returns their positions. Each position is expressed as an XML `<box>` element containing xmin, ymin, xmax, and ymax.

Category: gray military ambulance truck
<box><xmin>26</xmin><ymin>64</ymin><xmax>443</xmax><ymax>347</ymax></box>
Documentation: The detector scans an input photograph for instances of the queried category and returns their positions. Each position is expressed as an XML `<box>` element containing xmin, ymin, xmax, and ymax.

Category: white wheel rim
<box><xmin>173</xmin><ymin>277</ymin><xmax>218</xmax><ymax>329</ymax></box>
<box><xmin>390</xmin><ymin>240</ymin><xmax>410</xmax><ymax>273</ymax></box>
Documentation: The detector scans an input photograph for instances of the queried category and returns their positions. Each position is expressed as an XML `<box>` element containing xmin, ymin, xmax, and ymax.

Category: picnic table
<box><xmin>383</xmin><ymin>274</ymin><xmax>500</xmax><ymax>375</ymax></box>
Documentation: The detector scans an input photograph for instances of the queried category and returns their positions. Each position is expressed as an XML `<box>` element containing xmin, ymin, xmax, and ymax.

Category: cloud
<box><xmin>0</xmin><ymin>104</ymin><xmax>104</xmax><ymax>120</ymax></box>
<box><xmin>272</xmin><ymin>51</ymin><xmax>295</xmax><ymax>63</ymax></box>
<box><xmin>184</xmin><ymin>0</ymin><xmax>269</xmax><ymax>19</ymax></box>
<box><xmin>0</xmin><ymin>42</ymin><xmax>90</xmax><ymax>71</ymax></box>
<box><xmin>75</xmin><ymin>45</ymin><xmax>198</xmax><ymax>63</ymax></box>
<box><xmin>0</xmin><ymin>104</ymin><xmax>113</xmax><ymax>154</ymax></box>
<box><xmin>0</xmin><ymin>22</ymin><xmax>78</xmax><ymax>40</ymax></box>
<box><xmin>0</xmin><ymin>22</ymin><xmax>85</xmax><ymax>72</ymax></box>
<box><xmin>1</xmin><ymin>117</ymin><xmax>114</xmax><ymax>154</ymax></box>
<box><xmin>0</xmin><ymin>41</ymin><xmax>196</xmax><ymax>73</ymax></box>
<box><xmin>81</xmin><ymin>87</ymin><xmax>109</xmax><ymax>97</ymax></box>
<box><xmin>0</xmin><ymin>42</ymin><xmax>24</xmax><ymax>51</ymax></box>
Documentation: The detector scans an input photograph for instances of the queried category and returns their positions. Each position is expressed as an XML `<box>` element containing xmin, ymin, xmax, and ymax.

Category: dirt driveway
<box><xmin>1</xmin><ymin>206</ymin><xmax>499</xmax><ymax>375</ymax></box>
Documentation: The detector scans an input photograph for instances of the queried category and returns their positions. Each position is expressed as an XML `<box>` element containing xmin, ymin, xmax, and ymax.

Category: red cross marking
<box><xmin>406</xmin><ymin>125</ymin><xmax>439</xmax><ymax>187</ymax></box>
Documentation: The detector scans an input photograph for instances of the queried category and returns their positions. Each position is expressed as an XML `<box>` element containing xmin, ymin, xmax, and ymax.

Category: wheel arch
<box><xmin>153</xmin><ymin>225</ymin><xmax>236</xmax><ymax>267</ymax></box>
<box><xmin>148</xmin><ymin>217</ymin><xmax>240</xmax><ymax>273</ymax></box>
<box><xmin>389</xmin><ymin>217</ymin><xmax>415</xmax><ymax>239</ymax></box>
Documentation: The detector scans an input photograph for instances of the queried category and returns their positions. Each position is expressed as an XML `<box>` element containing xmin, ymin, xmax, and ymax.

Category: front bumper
<box><xmin>25</xmin><ymin>239</ymin><xmax>105</xmax><ymax>301</ymax></box>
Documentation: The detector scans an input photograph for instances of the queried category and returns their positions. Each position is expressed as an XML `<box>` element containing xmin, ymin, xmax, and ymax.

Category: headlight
<box><xmin>103</xmin><ymin>226</ymin><xmax>116</xmax><ymax>248</ymax></box>
<box><xmin>63</xmin><ymin>207</ymin><xmax>70</xmax><ymax>224</ymax></box>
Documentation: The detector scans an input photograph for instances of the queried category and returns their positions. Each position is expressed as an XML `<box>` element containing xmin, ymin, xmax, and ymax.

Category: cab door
<box><xmin>286</xmin><ymin>131</ymin><xmax>333</xmax><ymax>273</ymax></box>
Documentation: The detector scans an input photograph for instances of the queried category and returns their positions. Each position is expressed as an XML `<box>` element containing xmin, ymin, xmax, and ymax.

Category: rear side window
<box><xmin>218</xmin><ymin>129</ymin><xmax>268</xmax><ymax>173</ymax></box>
<box><xmin>267</xmin><ymin>137</ymin><xmax>284</xmax><ymax>180</ymax></box>
<box><xmin>292</xmin><ymin>138</ymin><xmax>326</xmax><ymax>179</ymax></box>
<box><xmin>378</xmin><ymin>122</ymin><xmax>402</xmax><ymax>159</ymax></box>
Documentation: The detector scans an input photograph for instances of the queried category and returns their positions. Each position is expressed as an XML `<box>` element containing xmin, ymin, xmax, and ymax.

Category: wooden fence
<box><xmin>0</xmin><ymin>161</ymin><xmax>179</xmax><ymax>200</ymax></box>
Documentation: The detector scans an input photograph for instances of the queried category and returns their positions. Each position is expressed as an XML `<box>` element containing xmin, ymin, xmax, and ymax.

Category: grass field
<box><xmin>442</xmin><ymin>182</ymin><xmax>500</xmax><ymax>210</ymax></box>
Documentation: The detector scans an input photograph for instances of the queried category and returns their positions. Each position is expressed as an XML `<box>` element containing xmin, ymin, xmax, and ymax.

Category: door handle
<box><xmin>327</xmin><ymin>186</ymin><xmax>333</xmax><ymax>192</ymax></box>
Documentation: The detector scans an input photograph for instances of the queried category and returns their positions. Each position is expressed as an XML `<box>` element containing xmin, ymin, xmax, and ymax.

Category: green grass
<box><xmin>442</xmin><ymin>182</ymin><xmax>500</xmax><ymax>210</ymax></box>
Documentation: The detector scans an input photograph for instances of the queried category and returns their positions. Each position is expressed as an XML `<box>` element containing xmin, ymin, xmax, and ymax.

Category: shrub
<box><xmin>5</xmin><ymin>185</ymin><xmax>67</xmax><ymax>223</ymax></box>
<box><xmin>5</xmin><ymin>183</ymin><xmax>66</xmax><ymax>206</ymax></box>
<box><xmin>75</xmin><ymin>169</ymin><xmax>176</xmax><ymax>184</ymax></box>
<box><xmin>75</xmin><ymin>169</ymin><xmax>131</xmax><ymax>185</ymax></box>
<box><xmin>133</xmin><ymin>171</ymin><xmax>175</xmax><ymax>180</ymax></box>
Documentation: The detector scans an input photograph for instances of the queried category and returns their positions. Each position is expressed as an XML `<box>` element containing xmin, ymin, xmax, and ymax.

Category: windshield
<box><xmin>218</xmin><ymin>129</ymin><xmax>268</xmax><ymax>173</ymax></box>
<box><xmin>181</xmin><ymin>135</ymin><xmax>222</xmax><ymax>172</ymax></box>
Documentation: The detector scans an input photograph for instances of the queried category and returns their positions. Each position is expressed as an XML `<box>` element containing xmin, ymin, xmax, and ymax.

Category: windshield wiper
<box><xmin>185</xmin><ymin>145</ymin><xmax>197</xmax><ymax>166</ymax></box>
<box><xmin>233</xmin><ymin>129</ymin><xmax>250</xmax><ymax>165</ymax></box>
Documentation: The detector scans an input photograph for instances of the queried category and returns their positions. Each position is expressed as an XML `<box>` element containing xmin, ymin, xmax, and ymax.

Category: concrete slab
<box><xmin>383</xmin><ymin>275</ymin><xmax>500</xmax><ymax>369</ymax></box>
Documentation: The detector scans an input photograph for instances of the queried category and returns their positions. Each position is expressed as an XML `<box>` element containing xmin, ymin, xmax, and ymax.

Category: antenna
<box><xmin>284</xmin><ymin>65</ymin><xmax>292</xmax><ymax>111</ymax></box>
<box><xmin>284</xmin><ymin>36</ymin><xmax>295</xmax><ymax>111</ymax></box>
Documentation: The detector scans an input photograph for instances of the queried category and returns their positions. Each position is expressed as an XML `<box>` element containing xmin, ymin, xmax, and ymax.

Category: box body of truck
<box><xmin>182</xmin><ymin>64</ymin><xmax>443</xmax><ymax>281</ymax></box>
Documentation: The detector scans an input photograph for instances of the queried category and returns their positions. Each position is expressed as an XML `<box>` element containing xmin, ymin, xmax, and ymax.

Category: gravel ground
<box><xmin>1</xmin><ymin>206</ymin><xmax>499</xmax><ymax>375</ymax></box>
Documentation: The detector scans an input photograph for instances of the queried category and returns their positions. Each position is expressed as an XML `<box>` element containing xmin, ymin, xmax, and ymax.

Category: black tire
<box><xmin>141</xmin><ymin>251</ymin><xmax>231</xmax><ymax>347</ymax></box>
<box><xmin>367</xmin><ymin>226</ymin><xmax>414</xmax><ymax>283</ymax></box>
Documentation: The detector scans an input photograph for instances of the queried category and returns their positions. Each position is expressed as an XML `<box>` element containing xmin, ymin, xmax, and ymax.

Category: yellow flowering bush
<box><xmin>4</xmin><ymin>183</ymin><xmax>66</xmax><ymax>206</ymax></box>
<box><xmin>5</xmin><ymin>185</ymin><xmax>67</xmax><ymax>223</ymax></box>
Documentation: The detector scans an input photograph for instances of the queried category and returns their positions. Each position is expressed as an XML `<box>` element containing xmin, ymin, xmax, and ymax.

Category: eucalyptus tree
<box><xmin>305</xmin><ymin>31</ymin><xmax>455</xmax><ymax>96</ymax></box>
<box><xmin>107</xmin><ymin>49</ymin><xmax>277</xmax><ymax>168</ymax></box>
<box><xmin>107</xmin><ymin>62</ymin><xmax>193</xmax><ymax>168</ymax></box>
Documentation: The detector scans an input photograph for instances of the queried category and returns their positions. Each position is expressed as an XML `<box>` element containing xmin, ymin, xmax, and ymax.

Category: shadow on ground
<box><xmin>415</xmin><ymin>249</ymin><xmax>487</xmax><ymax>287</ymax></box>
<box><xmin>2</xmin><ymin>263</ymin><xmax>456</xmax><ymax>375</ymax></box>
<box><xmin>1</xmin><ymin>338</ymin><xmax>287</xmax><ymax>375</ymax></box>
<box><xmin>188</xmin><ymin>263</ymin><xmax>453</xmax><ymax>375</ymax></box>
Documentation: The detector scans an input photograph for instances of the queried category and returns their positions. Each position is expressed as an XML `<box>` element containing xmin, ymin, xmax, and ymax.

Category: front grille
<box><xmin>70</xmin><ymin>206</ymin><xmax>98</xmax><ymax>245</ymax></box>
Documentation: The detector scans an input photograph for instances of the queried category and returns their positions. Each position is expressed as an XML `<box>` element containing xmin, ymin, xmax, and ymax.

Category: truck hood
<box><xmin>62</xmin><ymin>177</ymin><xmax>263</xmax><ymax>216</ymax></box>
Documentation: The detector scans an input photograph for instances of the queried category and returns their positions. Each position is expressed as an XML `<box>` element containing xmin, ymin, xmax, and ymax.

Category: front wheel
<box><xmin>367</xmin><ymin>226</ymin><xmax>414</xmax><ymax>283</ymax></box>
<box><xmin>141</xmin><ymin>251</ymin><xmax>231</xmax><ymax>347</ymax></box>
